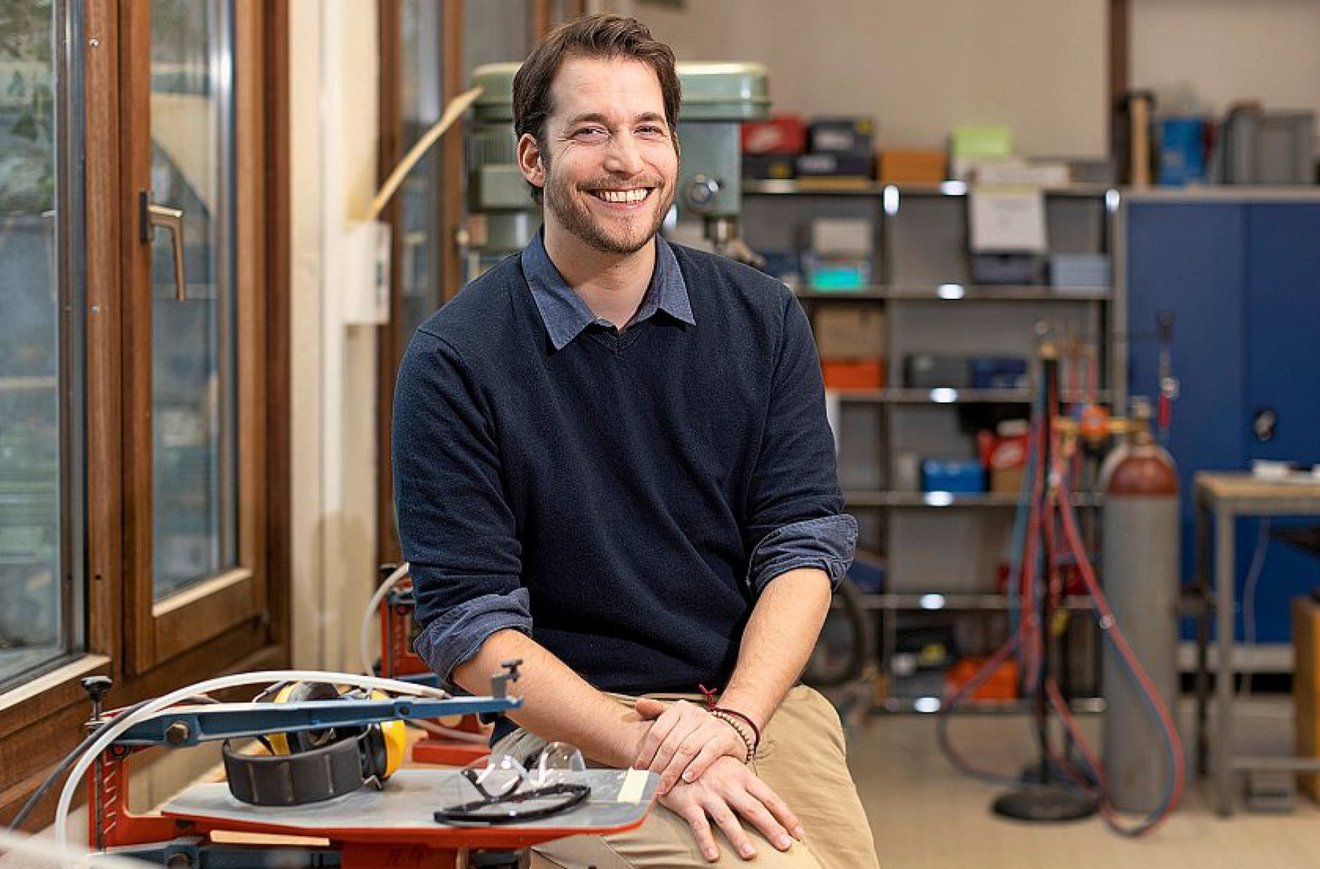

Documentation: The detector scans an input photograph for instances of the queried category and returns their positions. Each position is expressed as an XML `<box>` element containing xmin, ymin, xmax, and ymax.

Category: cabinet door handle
<box><xmin>147</xmin><ymin>201</ymin><xmax>187</xmax><ymax>301</ymax></box>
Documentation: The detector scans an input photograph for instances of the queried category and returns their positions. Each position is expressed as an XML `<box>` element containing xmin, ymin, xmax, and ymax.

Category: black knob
<box><xmin>82</xmin><ymin>675</ymin><xmax>113</xmax><ymax>721</ymax></box>
<box><xmin>82</xmin><ymin>675</ymin><xmax>113</xmax><ymax>704</ymax></box>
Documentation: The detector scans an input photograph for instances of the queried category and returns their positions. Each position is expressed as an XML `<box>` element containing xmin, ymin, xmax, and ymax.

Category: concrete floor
<box><xmin>848</xmin><ymin>697</ymin><xmax>1320</xmax><ymax>868</ymax></box>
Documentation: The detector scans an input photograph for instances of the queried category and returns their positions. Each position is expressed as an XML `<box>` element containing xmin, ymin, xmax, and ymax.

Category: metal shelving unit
<box><xmin>743</xmin><ymin>180</ymin><xmax>1119</xmax><ymax>712</ymax></box>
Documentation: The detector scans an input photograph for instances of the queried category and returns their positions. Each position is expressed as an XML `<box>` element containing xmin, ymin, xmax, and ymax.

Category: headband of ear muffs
<box><xmin>222</xmin><ymin>681</ymin><xmax>407</xmax><ymax>806</ymax></box>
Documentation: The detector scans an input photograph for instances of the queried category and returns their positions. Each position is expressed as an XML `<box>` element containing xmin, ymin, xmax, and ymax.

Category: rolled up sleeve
<box><xmin>414</xmin><ymin>590</ymin><xmax>533</xmax><ymax>682</ymax></box>
<box><xmin>747</xmin><ymin>514</ymin><xmax>858</xmax><ymax>594</ymax></box>
<box><xmin>393</xmin><ymin>328</ymin><xmax>529</xmax><ymax>684</ymax></box>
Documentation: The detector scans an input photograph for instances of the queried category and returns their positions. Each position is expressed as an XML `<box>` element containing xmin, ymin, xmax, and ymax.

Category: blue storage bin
<box><xmin>969</xmin><ymin>356</ymin><xmax>1029</xmax><ymax>390</ymax></box>
<box><xmin>920</xmin><ymin>458</ymin><xmax>986</xmax><ymax>494</ymax></box>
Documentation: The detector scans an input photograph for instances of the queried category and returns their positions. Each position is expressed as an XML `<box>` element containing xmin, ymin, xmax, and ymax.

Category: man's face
<box><xmin>518</xmin><ymin>55</ymin><xmax>679</xmax><ymax>258</ymax></box>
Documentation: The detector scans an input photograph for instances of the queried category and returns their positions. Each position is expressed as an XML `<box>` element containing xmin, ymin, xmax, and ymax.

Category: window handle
<box><xmin>142</xmin><ymin>194</ymin><xmax>187</xmax><ymax>301</ymax></box>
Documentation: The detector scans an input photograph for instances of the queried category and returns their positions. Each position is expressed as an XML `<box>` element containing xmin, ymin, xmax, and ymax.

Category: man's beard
<box><xmin>542</xmin><ymin>165</ymin><xmax>675</xmax><ymax>256</ymax></box>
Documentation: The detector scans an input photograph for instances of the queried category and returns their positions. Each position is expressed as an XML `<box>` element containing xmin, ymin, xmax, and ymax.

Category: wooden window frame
<box><xmin>0</xmin><ymin>0</ymin><xmax>291</xmax><ymax>831</ymax></box>
<box><xmin>119</xmin><ymin>0</ymin><xmax>267</xmax><ymax>673</ymax></box>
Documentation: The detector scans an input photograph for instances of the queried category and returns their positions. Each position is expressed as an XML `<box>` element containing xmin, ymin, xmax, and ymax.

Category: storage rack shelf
<box><xmin>878</xmin><ymin>696</ymin><xmax>1107</xmax><ymax>715</ymax></box>
<box><xmin>834</xmin><ymin>388</ymin><xmax>1114</xmax><ymax>405</ymax></box>
<box><xmin>741</xmin><ymin>178</ymin><xmax>1119</xmax><ymax>712</ymax></box>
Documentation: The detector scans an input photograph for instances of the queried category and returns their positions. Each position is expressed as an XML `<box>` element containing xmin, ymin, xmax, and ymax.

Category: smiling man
<box><xmin>393</xmin><ymin>14</ymin><xmax>878</xmax><ymax>868</ymax></box>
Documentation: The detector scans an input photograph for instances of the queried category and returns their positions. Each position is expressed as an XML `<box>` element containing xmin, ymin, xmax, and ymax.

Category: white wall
<box><xmin>1131</xmin><ymin>0</ymin><xmax>1320</xmax><ymax>141</ymax></box>
<box><xmin>605</xmin><ymin>0</ymin><xmax>1109</xmax><ymax>157</ymax></box>
<box><xmin>288</xmin><ymin>0</ymin><xmax>381</xmax><ymax>673</ymax></box>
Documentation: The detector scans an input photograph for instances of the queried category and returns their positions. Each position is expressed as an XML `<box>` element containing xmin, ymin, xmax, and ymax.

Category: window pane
<box><xmin>0</xmin><ymin>0</ymin><xmax>80</xmax><ymax>684</ymax></box>
<box><xmin>150</xmin><ymin>0</ymin><xmax>237</xmax><ymax>598</ymax></box>
<box><xmin>398</xmin><ymin>0</ymin><xmax>446</xmax><ymax>341</ymax></box>
<box><xmin>464</xmin><ymin>0</ymin><xmax>531</xmax><ymax>78</ymax></box>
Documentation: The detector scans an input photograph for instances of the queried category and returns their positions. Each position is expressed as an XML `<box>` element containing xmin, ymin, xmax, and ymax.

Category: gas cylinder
<box><xmin>1099</xmin><ymin>399</ymin><xmax>1180</xmax><ymax>813</ymax></box>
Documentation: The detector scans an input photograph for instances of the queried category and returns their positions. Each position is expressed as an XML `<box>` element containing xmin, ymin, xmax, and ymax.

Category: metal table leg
<box><xmin>1214</xmin><ymin>506</ymin><xmax>1236</xmax><ymax>816</ymax></box>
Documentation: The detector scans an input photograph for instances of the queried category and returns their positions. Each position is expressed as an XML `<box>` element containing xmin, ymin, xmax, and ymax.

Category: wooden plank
<box><xmin>376</xmin><ymin>0</ymin><xmax>404</xmax><ymax>568</ymax></box>
<box><xmin>263</xmin><ymin>0</ymin><xmax>293</xmax><ymax>652</ymax></box>
<box><xmin>120</xmin><ymin>0</ymin><xmax>155</xmax><ymax>674</ymax></box>
<box><xmin>83</xmin><ymin>0</ymin><xmax>123</xmax><ymax>667</ymax></box>
<box><xmin>441</xmin><ymin>0</ymin><xmax>464</xmax><ymax>303</ymax></box>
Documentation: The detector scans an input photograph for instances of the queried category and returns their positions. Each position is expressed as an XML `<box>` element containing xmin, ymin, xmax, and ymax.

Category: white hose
<box><xmin>54</xmin><ymin>670</ymin><xmax>448</xmax><ymax>853</ymax></box>
<box><xmin>360</xmin><ymin>562</ymin><xmax>412</xmax><ymax>677</ymax></box>
<box><xmin>358</xmin><ymin>563</ymin><xmax>489</xmax><ymax>745</ymax></box>
<box><xmin>0</xmin><ymin>826</ymin><xmax>153</xmax><ymax>867</ymax></box>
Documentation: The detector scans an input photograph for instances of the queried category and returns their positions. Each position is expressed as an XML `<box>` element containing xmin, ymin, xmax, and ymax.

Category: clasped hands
<box><xmin>631</xmin><ymin>698</ymin><xmax>804</xmax><ymax>863</ymax></box>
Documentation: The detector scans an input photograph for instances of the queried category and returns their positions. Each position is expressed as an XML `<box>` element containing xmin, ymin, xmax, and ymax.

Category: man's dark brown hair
<box><xmin>513</xmin><ymin>14</ymin><xmax>681</xmax><ymax>202</ymax></box>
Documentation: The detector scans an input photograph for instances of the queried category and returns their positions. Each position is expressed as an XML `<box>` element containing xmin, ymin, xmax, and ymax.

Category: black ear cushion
<box><xmin>360</xmin><ymin>723</ymin><xmax>389</xmax><ymax>781</ymax></box>
<box><xmin>283</xmin><ymin>682</ymin><xmax>345</xmax><ymax>754</ymax></box>
<box><xmin>286</xmin><ymin>681</ymin><xmax>340</xmax><ymax>703</ymax></box>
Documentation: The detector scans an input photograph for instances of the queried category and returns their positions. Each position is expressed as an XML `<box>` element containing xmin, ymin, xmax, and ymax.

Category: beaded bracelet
<box><xmin>709</xmin><ymin>709</ymin><xmax>757</xmax><ymax>764</ymax></box>
<box><xmin>711</xmin><ymin>706</ymin><xmax>762</xmax><ymax>751</ymax></box>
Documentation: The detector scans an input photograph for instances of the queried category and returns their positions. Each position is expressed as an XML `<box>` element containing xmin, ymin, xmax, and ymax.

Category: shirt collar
<box><xmin>521</xmin><ymin>231</ymin><xmax>695</xmax><ymax>351</ymax></box>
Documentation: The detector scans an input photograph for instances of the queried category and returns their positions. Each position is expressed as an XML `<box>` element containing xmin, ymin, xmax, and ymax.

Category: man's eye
<box><xmin>574</xmin><ymin>127</ymin><xmax>608</xmax><ymax>140</ymax></box>
<box><xmin>637</xmin><ymin>125</ymin><xmax>667</xmax><ymax>137</ymax></box>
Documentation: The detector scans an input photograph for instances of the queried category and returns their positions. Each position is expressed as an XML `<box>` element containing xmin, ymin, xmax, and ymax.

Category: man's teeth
<box><xmin>597</xmin><ymin>189</ymin><xmax>649</xmax><ymax>204</ymax></box>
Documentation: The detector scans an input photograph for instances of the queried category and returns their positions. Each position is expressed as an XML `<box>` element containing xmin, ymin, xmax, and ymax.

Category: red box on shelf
<box><xmin>822</xmin><ymin>359</ymin><xmax>884</xmax><ymax>390</ymax></box>
<box><xmin>945</xmin><ymin>656</ymin><xmax>1018</xmax><ymax>701</ymax></box>
<box><xmin>741</xmin><ymin>115</ymin><xmax>807</xmax><ymax>155</ymax></box>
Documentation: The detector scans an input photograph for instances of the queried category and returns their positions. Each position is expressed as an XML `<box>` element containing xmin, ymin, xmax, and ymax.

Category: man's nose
<box><xmin>603</xmin><ymin>132</ymin><xmax>645</xmax><ymax>175</ymax></box>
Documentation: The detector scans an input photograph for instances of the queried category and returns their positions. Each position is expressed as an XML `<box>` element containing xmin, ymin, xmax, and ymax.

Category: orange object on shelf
<box><xmin>877</xmin><ymin>149</ymin><xmax>947</xmax><ymax>184</ymax></box>
<box><xmin>822</xmin><ymin>359</ymin><xmax>885</xmax><ymax>390</ymax></box>
<box><xmin>945</xmin><ymin>656</ymin><xmax>1018</xmax><ymax>701</ymax></box>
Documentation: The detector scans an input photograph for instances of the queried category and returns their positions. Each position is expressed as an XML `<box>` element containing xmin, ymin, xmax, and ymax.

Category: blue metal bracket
<box><xmin>114</xmin><ymin>695</ymin><xmax>520</xmax><ymax>747</ymax></box>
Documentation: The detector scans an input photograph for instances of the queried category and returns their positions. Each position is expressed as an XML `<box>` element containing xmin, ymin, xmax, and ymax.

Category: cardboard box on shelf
<box><xmin>810</xmin><ymin>217</ymin><xmax>874</xmax><ymax>258</ymax></box>
<box><xmin>877</xmin><ymin>149</ymin><xmax>947</xmax><ymax>184</ymax></box>
<box><xmin>814</xmin><ymin>304</ymin><xmax>886</xmax><ymax>358</ymax></box>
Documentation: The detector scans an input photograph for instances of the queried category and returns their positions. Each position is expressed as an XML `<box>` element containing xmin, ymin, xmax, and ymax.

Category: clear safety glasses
<box><xmin>433</xmin><ymin>742</ymin><xmax>590</xmax><ymax>825</ymax></box>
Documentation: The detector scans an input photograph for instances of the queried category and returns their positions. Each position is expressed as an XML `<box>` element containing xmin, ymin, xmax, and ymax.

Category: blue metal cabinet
<box><xmin>1124</xmin><ymin>196</ymin><xmax>1320</xmax><ymax>643</ymax></box>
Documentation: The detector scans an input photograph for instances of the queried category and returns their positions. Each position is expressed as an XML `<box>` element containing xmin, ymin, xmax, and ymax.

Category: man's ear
<box><xmin>517</xmin><ymin>133</ymin><xmax>545</xmax><ymax>189</ymax></box>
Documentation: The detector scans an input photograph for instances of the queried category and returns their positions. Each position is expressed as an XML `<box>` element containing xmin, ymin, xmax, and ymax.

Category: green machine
<box><xmin>465</xmin><ymin>61</ymin><xmax>770</xmax><ymax>274</ymax></box>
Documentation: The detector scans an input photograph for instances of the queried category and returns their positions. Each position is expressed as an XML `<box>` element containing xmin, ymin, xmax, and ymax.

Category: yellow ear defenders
<box><xmin>222</xmin><ymin>681</ymin><xmax>408</xmax><ymax>806</ymax></box>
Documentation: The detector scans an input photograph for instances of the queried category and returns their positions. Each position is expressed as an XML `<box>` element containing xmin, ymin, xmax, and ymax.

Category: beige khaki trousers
<box><xmin>492</xmin><ymin>685</ymin><xmax>879</xmax><ymax>868</ymax></box>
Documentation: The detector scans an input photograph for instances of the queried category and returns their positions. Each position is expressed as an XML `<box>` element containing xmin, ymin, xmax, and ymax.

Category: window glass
<box><xmin>0</xmin><ymin>0</ymin><xmax>81</xmax><ymax>684</ymax></box>
<box><xmin>149</xmin><ymin>0</ymin><xmax>238</xmax><ymax>598</ymax></box>
<box><xmin>398</xmin><ymin>0</ymin><xmax>446</xmax><ymax>341</ymax></box>
<box><xmin>464</xmin><ymin>0</ymin><xmax>531</xmax><ymax>79</ymax></box>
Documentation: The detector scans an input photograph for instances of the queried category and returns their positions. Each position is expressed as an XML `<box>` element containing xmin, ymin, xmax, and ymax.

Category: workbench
<box><xmin>1192</xmin><ymin>471</ymin><xmax>1320</xmax><ymax>815</ymax></box>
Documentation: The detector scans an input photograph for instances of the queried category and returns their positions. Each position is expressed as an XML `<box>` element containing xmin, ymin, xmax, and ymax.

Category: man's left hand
<box><xmin>633</xmin><ymin>698</ymin><xmax>750</xmax><ymax>794</ymax></box>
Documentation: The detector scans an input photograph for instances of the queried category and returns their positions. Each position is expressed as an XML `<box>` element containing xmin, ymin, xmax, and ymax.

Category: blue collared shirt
<box><xmin>521</xmin><ymin>232</ymin><xmax>695</xmax><ymax>350</ymax></box>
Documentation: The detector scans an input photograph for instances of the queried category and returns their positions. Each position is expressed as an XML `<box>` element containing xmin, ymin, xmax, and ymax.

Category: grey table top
<box><xmin>161</xmin><ymin>769</ymin><xmax>657</xmax><ymax>843</ymax></box>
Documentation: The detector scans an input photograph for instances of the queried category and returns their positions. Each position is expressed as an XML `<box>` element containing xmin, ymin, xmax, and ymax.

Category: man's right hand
<box><xmin>658</xmin><ymin>755</ymin><xmax>805</xmax><ymax>863</ymax></box>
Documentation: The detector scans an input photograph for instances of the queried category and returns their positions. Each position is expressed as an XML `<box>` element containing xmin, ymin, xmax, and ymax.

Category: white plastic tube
<box><xmin>0</xmin><ymin>826</ymin><xmax>154</xmax><ymax>867</ymax></box>
<box><xmin>55</xmin><ymin>670</ymin><xmax>448</xmax><ymax>853</ymax></box>
<box><xmin>359</xmin><ymin>563</ymin><xmax>488</xmax><ymax>745</ymax></box>
<box><xmin>359</xmin><ymin>562</ymin><xmax>411</xmax><ymax>677</ymax></box>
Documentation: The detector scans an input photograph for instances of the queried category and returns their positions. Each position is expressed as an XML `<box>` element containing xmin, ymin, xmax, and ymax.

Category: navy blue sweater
<box><xmin>393</xmin><ymin>242</ymin><xmax>854</xmax><ymax>695</ymax></box>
